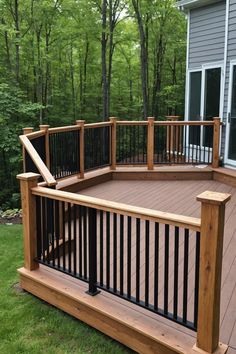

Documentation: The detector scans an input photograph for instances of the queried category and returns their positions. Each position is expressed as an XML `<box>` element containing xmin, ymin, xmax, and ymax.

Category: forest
<box><xmin>0</xmin><ymin>0</ymin><xmax>186</xmax><ymax>209</ymax></box>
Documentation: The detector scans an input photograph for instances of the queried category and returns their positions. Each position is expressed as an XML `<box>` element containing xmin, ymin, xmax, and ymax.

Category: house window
<box><xmin>188</xmin><ymin>66</ymin><xmax>222</xmax><ymax>148</ymax></box>
<box><xmin>228</xmin><ymin>66</ymin><xmax>236</xmax><ymax>160</ymax></box>
<box><xmin>189</xmin><ymin>71</ymin><xmax>201</xmax><ymax>145</ymax></box>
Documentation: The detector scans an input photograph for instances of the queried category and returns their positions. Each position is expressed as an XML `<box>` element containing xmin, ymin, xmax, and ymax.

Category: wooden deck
<box><xmin>77</xmin><ymin>178</ymin><xmax>236</xmax><ymax>354</ymax></box>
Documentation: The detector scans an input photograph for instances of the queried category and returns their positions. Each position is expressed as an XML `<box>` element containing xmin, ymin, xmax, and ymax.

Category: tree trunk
<box><xmin>101</xmin><ymin>0</ymin><xmax>108</xmax><ymax>121</ymax></box>
<box><xmin>14</xmin><ymin>0</ymin><xmax>20</xmax><ymax>83</ymax></box>
<box><xmin>132</xmin><ymin>0</ymin><xmax>148</xmax><ymax>119</ymax></box>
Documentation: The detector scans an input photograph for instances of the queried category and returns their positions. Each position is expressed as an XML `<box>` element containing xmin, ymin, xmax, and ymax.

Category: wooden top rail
<box><xmin>48</xmin><ymin>125</ymin><xmax>80</xmax><ymax>134</ymax></box>
<box><xmin>84</xmin><ymin>122</ymin><xmax>112</xmax><ymax>128</ymax></box>
<box><xmin>24</xmin><ymin>130</ymin><xmax>46</xmax><ymax>139</ymax></box>
<box><xmin>154</xmin><ymin>121</ymin><xmax>216</xmax><ymax>126</ymax></box>
<box><xmin>19</xmin><ymin>135</ymin><xmax>57</xmax><ymax>186</ymax></box>
<box><xmin>32</xmin><ymin>186</ymin><xmax>201</xmax><ymax>231</ymax></box>
<box><xmin>116</xmin><ymin>121</ymin><xmax>148</xmax><ymax>125</ymax></box>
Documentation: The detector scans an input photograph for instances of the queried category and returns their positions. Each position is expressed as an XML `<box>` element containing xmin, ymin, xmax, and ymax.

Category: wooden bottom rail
<box><xmin>19</xmin><ymin>265</ymin><xmax>199</xmax><ymax>354</ymax></box>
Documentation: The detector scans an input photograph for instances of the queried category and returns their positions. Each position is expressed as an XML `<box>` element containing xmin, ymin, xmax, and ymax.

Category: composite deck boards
<box><xmin>73</xmin><ymin>179</ymin><xmax>236</xmax><ymax>352</ymax></box>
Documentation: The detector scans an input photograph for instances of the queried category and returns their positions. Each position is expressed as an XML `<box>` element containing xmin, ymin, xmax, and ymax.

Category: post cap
<box><xmin>109</xmin><ymin>117</ymin><xmax>117</xmax><ymax>121</ymax></box>
<box><xmin>17</xmin><ymin>173</ymin><xmax>40</xmax><ymax>181</ymax></box>
<box><xmin>23</xmin><ymin>127</ymin><xmax>34</xmax><ymax>134</ymax></box>
<box><xmin>197</xmin><ymin>191</ymin><xmax>231</xmax><ymax>205</ymax></box>
<box><xmin>39</xmin><ymin>125</ymin><xmax>49</xmax><ymax>130</ymax></box>
<box><xmin>76</xmin><ymin>120</ymin><xmax>85</xmax><ymax>125</ymax></box>
<box><xmin>147</xmin><ymin>117</ymin><xmax>155</xmax><ymax>121</ymax></box>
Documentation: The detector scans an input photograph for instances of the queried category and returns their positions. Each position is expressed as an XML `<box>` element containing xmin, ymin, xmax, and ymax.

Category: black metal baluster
<box><xmin>100</xmin><ymin>210</ymin><xmax>104</xmax><ymax>286</ymax></box>
<box><xmin>36</xmin><ymin>196</ymin><xmax>42</xmax><ymax>260</ymax></box>
<box><xmin>194</xmin><ymin>231</ymin><xmax>201</xmax><ymax>329</ymax></box>
<box><xmin>83</xmin><ymin>207</ymin><xmax>87</xmax><ymax>279</ymax></box>
<box><xmin>173</xmin><ymin>227</ymin><xmax>179</xmax><ymax>319</ymax></box>
<box><xmin>42</xmin><ymin>197</ymin><xmax>46</xmax><ymax>262</ymax></box>
<box><xmin>154</xmin><ymin>222</ymin><xmax>159</xmax><ymax>311</ymax></box>
<box><xmin>136</xmin><ymin>218</ymin><xmax>140</xmax><ymax>303</ymax></box>
<box><xmin>106</xmin><ymin>211</ymin><xmax>110</xmax><ymax>289</ymax></box>
<box><xmin>145</xmin><ymin>220</ymin><xmax>150</xmax><ymax>307</ymax></box>
<box><xmin>113</xmin><ymin>214</ymin><xmax>117</xmax><ymax>292</ymax></box>
<box><xmin>184</xmin><ymin>125</ymin><xmax>187</xmax><ymax>163</ymax></box>
<box><xmin>120</xmin><ymin>215</ymin><xmax>124</xmax><ymax>295</ymax></box>
<box><xmin>164</xmin><ymin>224</ymin><xmax>169</xmax><ymax>315</ymax></box>
<box><xmin>68</xmin><ymin>203</ymin><xmax>72</xmax><ymax>273</ymax></box>
<box><xmin>73</xmin><ymin>205</ymin><xmax>77</xmax><ymax>275</ymax></box>
<box><xmin>127</xmin><ymin>216</ymin><xmax>132</xmax><ymax>299</ymax></box>
<box><xmin>51</xmin><ymin>199</ymin><xmax>55</xmax><ymax>266</ymax></box>
<box><xmin>62</xmin><ymin>202</ymin><xmax>66</xmax><ymax>270</ymax></box>
<box><xmin>79</xmin><ymin>206</ymin><xmax>82</xmax><ymax>277</ymax></box>
<box><xmin>183</xmin><ymin>229</ymin><xmax>189</xmax><ymax>323</ymax></box>
<box><xmin>55</xmin><ymin>200</ymin><xmax>60</xmax><ymax>268</ymax></box>
<box><xmin>46</xmin><ymin>198</ymin><xmax>50</xmax><ymax>264</ymax></box>
<box><xmin>87</xmin><ymin>208</ymin><xmax>100</xmax><ymax>296</ymax></box>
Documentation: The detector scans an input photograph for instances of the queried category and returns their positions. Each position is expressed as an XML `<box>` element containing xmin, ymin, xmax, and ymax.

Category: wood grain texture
<box><xmin>19</xmin><ymin>135</ymin><xmax>56</xmax><ymax>186</ymax></box>
<box><xmin>196</xmin><ymin>194</ymin><xmax>230</xmax><ymax>353</ymax></box>
<box><xmin>212</xmin><ymin>118</ymin><xmax>221</xmax><ymax>169</ymax></box>
<box><xmin>147</xmin><ymin>117</ymin><xmax>154</xmax><ymax>170</ymax></box>
<box><xmin>110</xmin><ymin>117</ymin><xmax>117</xmax><ymax>170</ymax></box>
<box><xmin>17</xmin><ymin>173</ymin><xmax>39</xmax><ymax>270</ymax></box>
<box><xmin>31</xmin><ymin>186</ymin><xmax>201</xmax><ymax>231</ymax></box>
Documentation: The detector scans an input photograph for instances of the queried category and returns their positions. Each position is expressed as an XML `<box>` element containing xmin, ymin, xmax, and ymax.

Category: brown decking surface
<box><xmin>78</xmin><ymin>179</ymin><xmax>236</xmax><ymax>354</ymax></box>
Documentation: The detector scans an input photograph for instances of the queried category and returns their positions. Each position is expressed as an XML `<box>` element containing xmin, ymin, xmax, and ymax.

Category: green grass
<box><xmin>0</xmin><ymin>225</ymin><xmax>131</xmax><ymax>354</ymax></box>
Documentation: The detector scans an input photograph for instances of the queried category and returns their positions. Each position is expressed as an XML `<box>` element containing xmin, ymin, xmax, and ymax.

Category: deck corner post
<box><xmin>147</xmin><ymin>117</ymin><xmax>155</xmax><ymax>170</ymax></box>
<box><xmin>212</xmin><ymin>117</ymin><xmax>221</xmax><ymax>169</ymax></box>
<box><xmin>76</xmin><ymin>120</ymin><xmax>85</xmax><ymax>179</ymax></box>
<box><xmin>110</xmin><ymin>117</ymin><xmax>117</xmax><ymax>170</ymax></box>
<box><xmin>86</xmin><ymin>207</ymin><xmax>100</xmax><ymax>296</ymax></box>
<box><xmin>17</xmin><ymin>172</ymin><xmax>40</xmax><ymax>271</ymax></box>
<box><xmin>39</xmin><ymin>125</ymin><xmax>50</xmax><ymax>169</ymax></box>
<box><xmin>22</xmin><ymin>128</ymin><xmax>34</xmax><ymax>173</ymax></box>
<box><xmin>195</xmin><ymin>191</ymin><xmax>231</xmax><ymax>354</ymax></box>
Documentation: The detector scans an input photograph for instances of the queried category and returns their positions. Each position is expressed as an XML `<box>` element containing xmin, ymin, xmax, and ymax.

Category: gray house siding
<box><xmin>221</xmin><ymin>0</ymin><xmax>236</xmax><ymax>159</ymax></box>
<box><xmin>188</xmin><ymin>1</ymin><xmax>226</xmax><ymax>69</ymax></box>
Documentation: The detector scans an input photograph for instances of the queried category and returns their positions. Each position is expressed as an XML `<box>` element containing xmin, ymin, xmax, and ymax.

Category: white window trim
<box><xmin>224</xmin><ymin>59</ymin><xmax>236</xmax><ymax>166</ymax></box>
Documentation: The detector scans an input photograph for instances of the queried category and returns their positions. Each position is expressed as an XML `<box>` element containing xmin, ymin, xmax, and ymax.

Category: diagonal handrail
<box><xmin>19</xmin><ymin>135</ymin><xmax>57</xmax><ymax>186</ymax></box>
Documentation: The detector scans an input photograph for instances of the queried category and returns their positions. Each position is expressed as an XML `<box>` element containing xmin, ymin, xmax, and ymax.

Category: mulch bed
<box><xmin>0</xmin><ymin>216</ymin><xmax>22</xmax><ymax>225</ymax></box>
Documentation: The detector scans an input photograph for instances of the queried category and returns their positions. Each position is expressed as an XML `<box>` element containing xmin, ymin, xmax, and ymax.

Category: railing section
<box><xmin>49</xmin><ymin>127</ymin><xmax>80</xmax><ymax>179</ymax></box>
<box><xmin>84</xmin><ymin>124</ymin><xmax>111</xmax><ymax>171</ymax></box>
<box><xmin>154</xmin><ymin>122</ymin><xmax>215</xmax><ymax>165</ymax></box>
<box><xmin>116</xmin><ymin>122</ymin><xmax>148</xmax><ymax>165</ymax></box>
<box><xmin>32</xmin><ymin>186</ymin><xmax>201</xmax><ymax>330</ymax></box>
<box><xmin>18</xmin><ymin>173</ymin><xmax>231</xmax><ymax>354</ymax></box>
<box><xmin>20</xmin><ymin>117</ymin><xmax>221</xmax><ymax>185</ymax></box>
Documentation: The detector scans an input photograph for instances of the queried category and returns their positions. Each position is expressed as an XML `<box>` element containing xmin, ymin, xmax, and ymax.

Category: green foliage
<box><xmin>0</xmin><ymin>83</ymin><xmax>42</xmax><ymax>209</ymax></box>
<box><xmin>0</xmin><ymin>224</ymin><xmax>130</xmax><ymax>353</ymax></box>
<box><xmin>0</xmin><ymin>0</ymin><xmax>187</xmax><ymax>207</ymax></box>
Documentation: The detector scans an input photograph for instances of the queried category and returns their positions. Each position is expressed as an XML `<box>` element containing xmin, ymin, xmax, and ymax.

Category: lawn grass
<box><xmin>0</xmin><ymin>225</ymin><xmax>131</xmax><ymax>354</ymax></box>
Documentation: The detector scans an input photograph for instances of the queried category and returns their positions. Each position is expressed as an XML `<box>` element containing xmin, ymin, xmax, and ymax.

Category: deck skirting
<box><xmin>18</xmin><ymin>266</ymin><xmax>201</xmax><ymax>354</ymax></box>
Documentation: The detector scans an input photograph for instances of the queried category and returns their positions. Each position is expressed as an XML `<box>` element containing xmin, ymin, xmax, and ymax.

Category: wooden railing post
<box><xmin>147</xmin><ymin>117</ymin><xmax>155</xmax><ymax>170</ymax></box>
<box><xmin>17</xmin><ymin>172</ymin><xmax>40</xmax><ymax>271</ymax></box>
<box><xmin>22</xmin><ymin>127</ymin><xmax>34</xmax><ymax>173</ymax></box>
<box><xmin>195</xmin><ymin>191</ymin><xmax>231</xmax><ymax>354</ymax></box>
<box><xmin>39</xmin><ymin>125</ymin><xmax>50</xmax><ymax>169</ymax></box>
<box><xmin>76</xmin><ymin>120</ymin><xmax>85</xmax><ymax>178</ymax></box>
<box><xmin>212</xmin><ymin>117</ymin><xmax>221</xmax><ymax>168</ymax></box>
<box><xmin>166</xmin><ymin>116</ymin><xmax>180</xmax><ymax>162</ymax></box>
<box><xmin>110</xmin><ymin>117</ymin><xmax>117</xmax><ymax>170</ymax></box>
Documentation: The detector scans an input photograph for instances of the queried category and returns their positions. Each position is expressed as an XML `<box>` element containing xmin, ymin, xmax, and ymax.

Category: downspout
<box><xmin>184</xmin><ymin>10</ymin><xmax>190</xmax><ymax>122</ymax></box>
<box><xmin>222</xmin><ymin>0</ymin><xmax>229</xmax><ymax>162</ymax></box>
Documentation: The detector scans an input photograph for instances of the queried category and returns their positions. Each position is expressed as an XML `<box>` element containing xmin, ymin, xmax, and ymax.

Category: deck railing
<box><xmin>20</xmin><ymin>117</ymin><xmax>221</xmax><ymax>187</ymax></box>
<box><xmin>17</xmin><ymin>172</ymin><xmax>231</xmax><ymax>354</ymax></box>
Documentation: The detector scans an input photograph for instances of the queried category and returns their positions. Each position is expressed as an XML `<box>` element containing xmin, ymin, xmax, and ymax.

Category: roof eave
<box><xmin>177</xmin><ymin>0</ymin><xmax>221</xmax><ymax>12</ymax></box>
